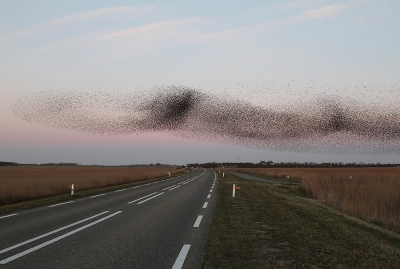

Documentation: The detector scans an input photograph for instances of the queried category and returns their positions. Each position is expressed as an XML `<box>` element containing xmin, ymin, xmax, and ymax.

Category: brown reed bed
<box><xmin>228</xmin><ymin>167</ymin><xmax>400</xmax><ymax>233</ymax></box>
<box><xmin>0</xmin><ymin>166</ymin><xmax>184</xmax><ymax>206</ymax></box>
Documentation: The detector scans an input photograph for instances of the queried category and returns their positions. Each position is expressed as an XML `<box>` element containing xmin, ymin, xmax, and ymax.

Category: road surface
<box><xmin>0</xmin><ymin>169</ymin><xmax>216</xmax><ymax>269</ymax></box>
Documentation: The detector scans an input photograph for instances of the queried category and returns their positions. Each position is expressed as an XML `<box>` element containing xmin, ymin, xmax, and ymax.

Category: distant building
<box><xmin>260</xmin><ymin>160</ymin><xmax>274</xmax><ymax>166</ymax></box>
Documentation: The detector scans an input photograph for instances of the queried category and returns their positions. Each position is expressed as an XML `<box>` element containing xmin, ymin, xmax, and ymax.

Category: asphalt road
<box><xmin>0</xmin><ymin>169</ymin><xmax>217</xmax><ymax>269</ymax></box>
<box><xmin>225</xmin><ymin>171</ymin><xmax>284</xmax><ymax>184</ymax></box>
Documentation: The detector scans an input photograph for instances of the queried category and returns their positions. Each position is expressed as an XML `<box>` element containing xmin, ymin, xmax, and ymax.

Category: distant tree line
<box><xmin>0</xmin><ymin>161</ymin><xmax>19</xmax><ymax>166</ymax></box>
<box><xmin>187</xmin><ymin>161</ymin><xmax>400</xmax><ymax>168</ymax></box>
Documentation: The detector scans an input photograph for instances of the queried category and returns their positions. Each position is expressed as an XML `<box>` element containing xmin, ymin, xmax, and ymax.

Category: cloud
<box><xmin>195</xmin><ymin>2</ymin><xmax>357</xmax><ymax>45</ymax></box>
<box><xmin>298</xmin><ymin>3</ymin><xmax>347</xmax><ymax>19</ymax></box>
<box><xmin>32</xmin><ymin>19</ymin><xmax>205</xmax><ymax>60</ymax></box>
<box><xmin>1</xmin><ymin>6</ymin><xmax>139</xmax><ymax>38</ymax></box>
<box><xmin>281</xmin><ymin>0</ymin><xmax>323</xmax><ymax>9</ymax></box>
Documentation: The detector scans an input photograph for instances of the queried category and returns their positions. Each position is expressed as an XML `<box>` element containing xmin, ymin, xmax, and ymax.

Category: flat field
<box><xmin>228</xmin><ymin>167</ymin><xmax>400</xmax><ymax>233</ymax></box>
<box><xmin>0</xmin><ymin>166</ymin><xmax>184</xmax><ymax>206</ymax></box>
<box><xmin>204</xmin><ymin>172</ymin><xmax>400</xmax><ymax>268</ymax></box>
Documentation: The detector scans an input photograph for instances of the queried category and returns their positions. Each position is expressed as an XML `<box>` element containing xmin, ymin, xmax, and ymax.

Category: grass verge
<box><xmin>203</xmin><ymin>172</ymin><xmax>400</xmax><ymax>268</ymax></box>
<box><xmin>0</xmin><ymin>171</ymin><xmax>188</xmax><ymax>216</ymax></box>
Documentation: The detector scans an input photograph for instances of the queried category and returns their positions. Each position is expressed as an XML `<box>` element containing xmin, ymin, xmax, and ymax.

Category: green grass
<box><xmin>0</xmin><ymin>171</ymin><xmax>188</xmax><ymax>216</ymax></box>
<box><xmin>203</xmin><ymin>172</ymin><xmax>400</xmax><ymax>268</ymax></box>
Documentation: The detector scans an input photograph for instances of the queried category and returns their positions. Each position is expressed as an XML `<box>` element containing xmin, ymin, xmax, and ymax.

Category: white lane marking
<box><xmin>163</xmin><ymin>185</ymin><xmax>177</xmax><ymax>190</ymax></box>
<box><xmin>207</xmin><ymin>194</ymin><xmax>211</xmax><ymax>199</ymax></box>
<box><xmin>115</xmin><ymin>188</ymin><xmax>127</xmax><ymax>192</ymax></box>
<box><xmin>211</xmin><ymin>186</ymin><xmax>214</xmax><ymax>189</ymax></box>
<box><xmin>137</xmin><ymin>192</ymin><xmax>164</xmax><ymax>204</ymax></box>
<box><xmin>0</xmin><ymin>214</ymin><xmax>17</xmax><ymax>220</ymax></box>
<box><xmin>0</xmin><ymin>211</ymin><xmax>111</xmax><ymax>258</ymax></box>
<box><xmin>202</xmin><ymin>202</ymin><xmax>208</xmax><ymax>209</ymax></box>
<box><xmin>172</xmin><ymin>244</ymin><xmax>191</xmax><ymax>269</ymax></box>
<box><xmin>193</xmin><ymin>215</ymin><xmax>203</xmax><ymax>227</ymax></box>
<box><xmin>127</xmin><ymin>192</ymin><xmax>158</xmax><ymax>204</ymax></box>
<box><xmin>210</xmin><ymin>190</ymin><xmax>212</xmax><ymax>193</ymax></box>
<box><xmin>90</xmin><ymin>194</ymin><xmax>105</xmax><ymax>198</ymax></box>
<box><xmin>168</xmin><ymin>185</ymin><xmax>181</xmax><ymax>191</ymax></box>
<box><xmin>48</xmin><ymin>201</ymin><xmax>74</xmax><ymax>208</ymax></box>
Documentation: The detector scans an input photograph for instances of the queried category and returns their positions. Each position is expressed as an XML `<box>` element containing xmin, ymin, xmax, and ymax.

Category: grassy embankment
<box><xmin>203</xmin><ymin>171</ymin><xmax>400</xmax><ymax>268</ymax></box>
<box><xmin>228</xmin><ymin>167</ymin><xmax>400</xmax><ymax>233</ymax></box>
<box><xmin>0</xmin><ymin>166</ymin><xmax>185</xmax><ymax>215</ymax></box>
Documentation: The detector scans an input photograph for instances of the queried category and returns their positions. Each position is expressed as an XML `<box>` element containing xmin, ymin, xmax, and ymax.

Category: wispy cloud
<box><xmin>1</xmin><ymin>6</ymin><xmax>139</xmax><ymax>38</ymax></box>
<box><xmin>281</xmin><ymin>0</ymin><xmax>324</xmax><ymax>10</ymax></box>
<box><xmin>196</xmin><ymin>2</ymin><xmax>359</xmax><ymax>45</ymax></box>
<box><xmin>33</xmin><ymin>19</ymin><xmax>205</xmax><ymax>58</ymax></box>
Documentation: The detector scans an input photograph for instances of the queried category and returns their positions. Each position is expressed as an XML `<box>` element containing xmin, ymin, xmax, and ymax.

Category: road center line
<box><xmin>172</xmin><ymin>244</ymin><xmax>191</xmax><ymax>269</ymax></box>
<box><xmin>127</xmin><ymin>192</ymin><xmax>158</xmax><ymax>204</ymax></box>
<box><xmin>210</xmin><ymin>190</ymin><xmax>213</xmax><ymax>193</ymax></box>
<box><xmin>202</xmin><ymin>202</ymin><xmax>208</xmax><ymax>208</ymax></box>
<box><xmin>48</xmin><ymin>201</ymin><xmax>74</xmax><ymax>208</ymax></box>
<box><xmin>0</xmin><ymin>211</ymin><xmax>110</xmax><ymax>256</ymax></box>
<box><xmin>207</xmin><ymin>194</ymin><xmax>211</xmax><ymax>199</ymax></box>
<box><xmin>137</xmin><ymin>192</ymin><xmax>165</xmax><ymax>204</ymax></box>
<box><xmin>0</xmin><ymin>214</ymin><xmax>17</xmax><ymax>220</ymax></box>
<box><xmin>168</xmin><ymin>186</ymin><xmax>181</xmax><ymax>191</ymax></box>
<box><xmin>193</xmin><ymin>215</ymin><xmax>203</xmax><ymax>227</ymax></box>
<box><xmin>163</xmin><ymin>185</ymin><xmax>177</xmax><ymax>190</ymax></box>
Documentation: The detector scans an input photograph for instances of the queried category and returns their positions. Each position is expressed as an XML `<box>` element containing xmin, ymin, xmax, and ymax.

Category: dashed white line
<box><xmin>90</xmin><ymin>194</ymin><xmax>105</xmax><ymax>198</ymax></box>
<box><xmin>127</xmin><ymin>192</ymin><xmax>158</xmax><ymax>204</ymax></box>
<box><xmin>114</xmin><ymin>188</ymin><xmax>127</xmax><ymax>193</ymax></box>
<box><xmin>48</xmin><ymin>201</ymin><xmax>74</xmax><ymax>208</ymax></box>
<box><xmin>137</xmin><ymin>192</ymin><xmax>165</xmax><ymax>204</ymax></box>
<box><xmin>193</xmin><ymin>215</ymin><xmax>203</xmax><ymax>227</ymax></box>
<box><xmin>172</xmin><ymin>244</ymin><xmax>191</xmax><ymax>269</ymax></box>
<box><xmin>210</xmin><ymin>190</ymin><xmax>213</xmax><ymax>193</ymax></box>
<box><xmin>0</xmin><ymin>214</ymin><xmax>17</xmax><ymax>220</ymax></box>
<box><xmin>168</xmin><ymin>185</ymin><xmax>181</xmax><ymax>191</ymax></box>
<box><xmin>0</xmin><ymin>211</ymin><xmax>120</xmax><ymax>264</ymax></box>
<box><xmin>202</xmin><ymin>202</ymin><xmax>208</xmax><ymax>209</ymax></box>
<box><xmin>163</xmin><ymin>185</ymin><xmax>177</xmax><ymax>190</ymax></box>
<box><xmin>207</xmin><ymin>194</ymin><xmax>211</xmax><ymax>199</ymax></box>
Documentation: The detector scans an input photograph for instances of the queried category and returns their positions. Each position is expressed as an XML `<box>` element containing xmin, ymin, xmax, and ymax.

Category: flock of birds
<box><xmin>11</xmin><ymin>82</ymin><xmax>400</xmax><ymax>155</ymax></box>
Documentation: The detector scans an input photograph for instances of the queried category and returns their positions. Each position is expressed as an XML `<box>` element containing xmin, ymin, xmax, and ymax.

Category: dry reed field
<box><xmin>0</xmin><ymin>166</ymin><xmax>184</xmax><ymax>206</ymax></box>
<box><xmin>229</xmin><ymin>167</ymin><xmax>400</xmax><ymax>233</ymax></box>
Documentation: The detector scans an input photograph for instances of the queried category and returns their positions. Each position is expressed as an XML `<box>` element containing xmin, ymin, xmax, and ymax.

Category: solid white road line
<box><xmin>168</xmin><ymin>186</ymin><xmax>181</xmax><ymax>191</ymax></box>
<box><xmin>48</xmin><ymin>201</ymin><xmax>74</xmax><ymax>208</ymax></box>
<box><xmin>172</xmin><ymin>244</ymin><xmax>191</xmax><ymax>269</ymax></box>
<box><xmin>127</xmin><ymin>192</ymin><xmax>158</xmax><ymax>204</ymax></box>
<box><xmin>0</xmin><ymin>211</ymin><xmax>119</xmax><ymax>264</ymax></box>
<box><xmin>193</xmin><ymin>215</ymin><xmax>203</xmax><ymax>228</ymax></box>
<box><xmin>137</xmin><ymin>192</ymin><xmax>165</xmax><ymax>204</ymax></box>
<box><xmin>0</xmin><ymin>211</ymin><xmax>109</xmax><ymax>255</ymax></box>
<box><xmin>90</xmin><ymin>193</ymin><xmax>105</xmax><ymax>198</ymax></box>
<box><xmin>202</xmin><ymin>202</ymin><xmax>208</xmax><ymax>209</ymax></box>
<box><xmin>0</xmin><ymin>214</ymin><xmax>17</xmax><ymax>219</ymax></box>
<box><xmin>207</xmin><ymin>194</ymin><xmax>211</xmax><ymax>199</ymax></box>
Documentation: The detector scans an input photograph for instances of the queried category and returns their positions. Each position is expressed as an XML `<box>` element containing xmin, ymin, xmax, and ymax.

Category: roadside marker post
<box><xmin>223</xmin><ymin>172</ymin><xmax>225</xmax><ymax>177</ymax></box>
<box><xmin>71</xmin><ymin>184</ymin><xmax>74</xmax><ymax>195</ymax></box>
<box><xmin>168</xmin><ymin>173</ymin><xmax>171</xmax><ymax>177</ymax></box>
<box><xmin>232</xmin><ymin>184</ymin><xmax>236</xmax><ymax>197</ymax></box>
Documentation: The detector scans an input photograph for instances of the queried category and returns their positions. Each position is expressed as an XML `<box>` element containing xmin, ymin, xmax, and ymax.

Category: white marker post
<box><xmin>232</xmin><ymin>184</ymin><xmax>236</xmax><ymax>197</ymax></box>
<box><xmin>223</xmin><ymin>172</ymin><xmax>225</xmax><ymax>177</ymax></box>
<box><xmin>71</xmin><ymin>184</ymin><xmax>74</xmax><ymax>195</ymax></box>
<box><xmin>168</xmin><ymin>173</ymin><xmax>171</xmax><ymax>177</ymax></box>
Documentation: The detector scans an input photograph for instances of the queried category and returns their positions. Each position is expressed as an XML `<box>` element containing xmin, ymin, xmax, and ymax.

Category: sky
<box><xmin>0</xmin><ymin>0</ymin><xmax>399</xmax><ymax>165</ymax></box>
